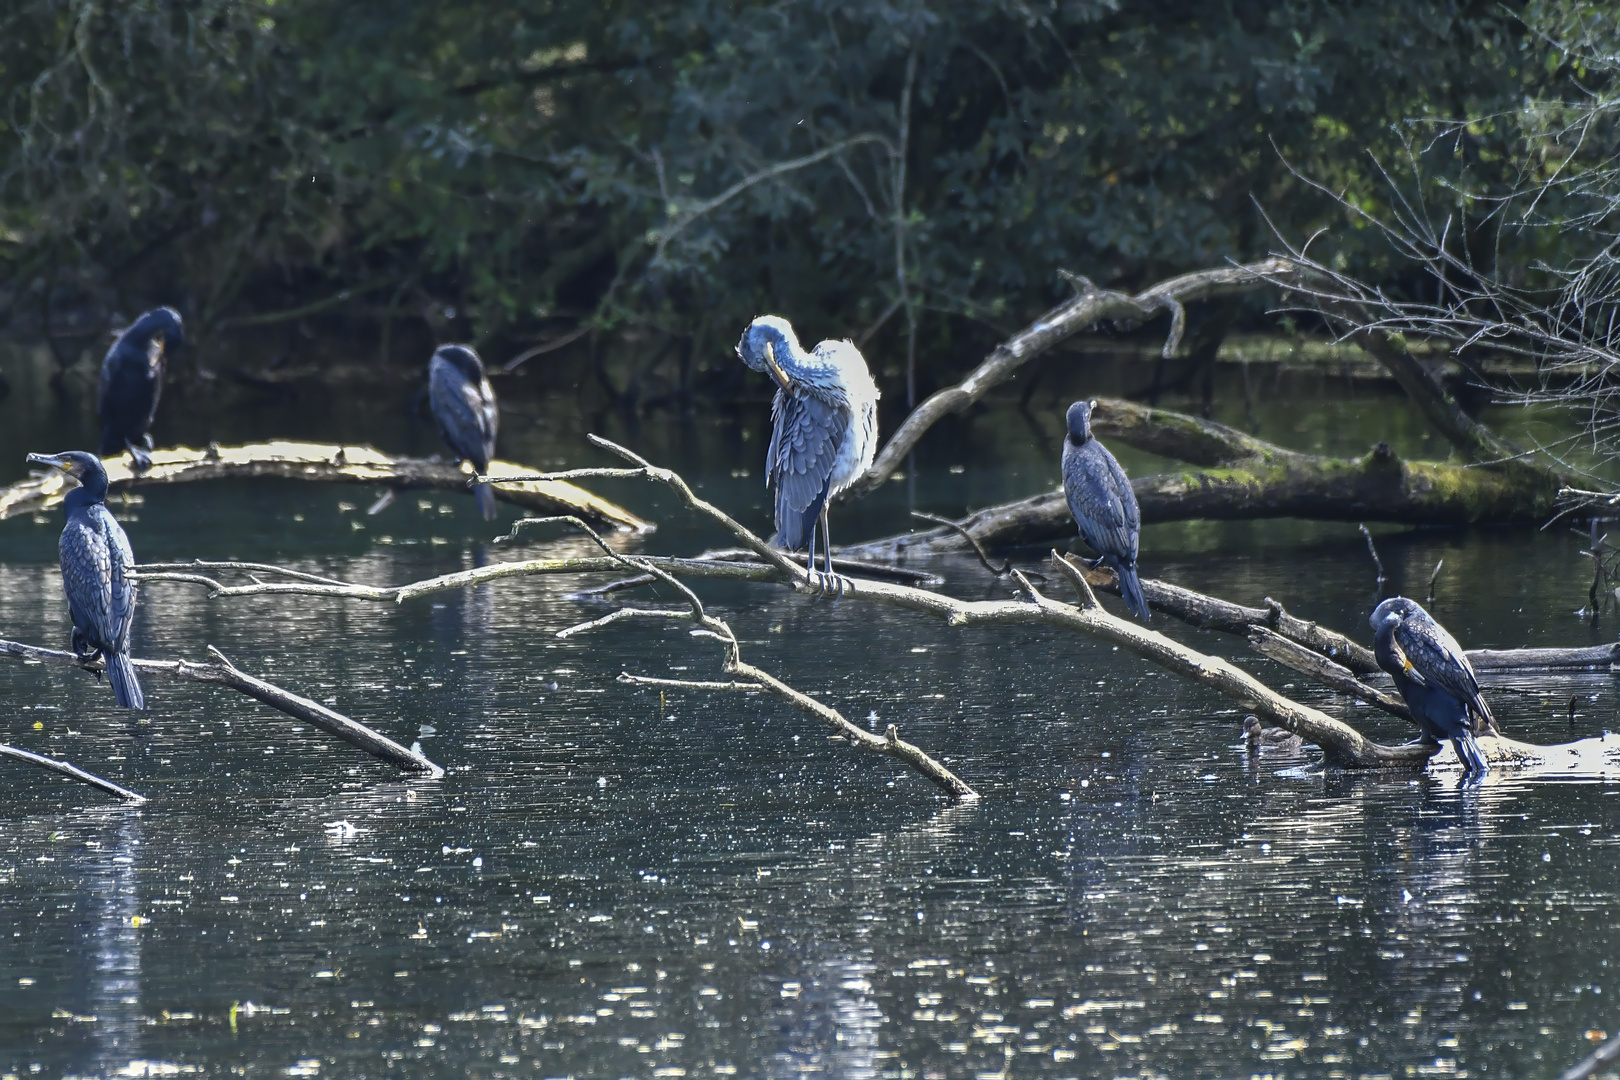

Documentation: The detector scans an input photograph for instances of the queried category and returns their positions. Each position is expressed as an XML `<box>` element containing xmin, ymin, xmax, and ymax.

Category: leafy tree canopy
<box><xmin>0</xmin><ymin>0</ymin><xmax>1603</xmax><ymax>387</ymax></box>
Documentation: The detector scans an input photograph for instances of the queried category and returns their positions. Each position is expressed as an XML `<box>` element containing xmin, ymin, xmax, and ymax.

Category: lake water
<box><xmin>1</xmin><ymin>340</ymin><xmax>1617</xmax><ymax>1079</ymax></box>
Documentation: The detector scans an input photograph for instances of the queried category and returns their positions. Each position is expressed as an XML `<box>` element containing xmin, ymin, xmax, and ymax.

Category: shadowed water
<box><xmin>2</xmin><ymin>341</ymin><xmax>1619</xmax><ymax>1079</ymax></box>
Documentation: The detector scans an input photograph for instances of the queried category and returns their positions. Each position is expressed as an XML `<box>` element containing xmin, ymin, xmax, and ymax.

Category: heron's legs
<box><xmin>807</xmin><ymin>505</ymin><xmax>848</xmax><ymax>599</ymax></box>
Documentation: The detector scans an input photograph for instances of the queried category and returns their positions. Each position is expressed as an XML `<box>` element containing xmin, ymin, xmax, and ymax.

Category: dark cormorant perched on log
<box><xmin>1371</xmin><ymin>596</ymin><xmax>1491</xmax><ymax>777</ymax></box>
<box><xmin>1061</xmin><ymin>400</ymin><xmax>1147</xmax><ymax>619</ymax></box>
<box><xmin>26</xmin><ymin>451</ymin><xmax>143</xmax><ymax>709</ymax></box>
<box><xmin>735</xmin><ymin>315</ymin><xmax>880</xmax><ymax>595</ymax></box>
<box><xmin>98</xmin><ymin>307</ymin><xmax>183</xmax><ymax>472</ymax></box>
<box><xmin>429</xmin><ymin>344</ymin><xmax>499</xmax><ymax>520</ymax></box>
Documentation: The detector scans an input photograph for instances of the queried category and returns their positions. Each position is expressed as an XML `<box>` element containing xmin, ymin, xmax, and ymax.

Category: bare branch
<box><xmin>846</xmin><ymin>258</ymin><xmax>1297</xmax><ymax>497</ymax></box>
<box><xmin>0</xmin><ymin>637</ymin><xmax>441</xmax><ymax>776</ymax></box>
<box><xmin>0</xmin><ymin>744</ymin><xmax>145</xmax><ymax>803</ymax></box>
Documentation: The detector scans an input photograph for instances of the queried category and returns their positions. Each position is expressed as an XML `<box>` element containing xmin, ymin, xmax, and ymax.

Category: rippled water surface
<box><xmin>2</xmin><ymin>341</ymin><xmax>1619</xmax><ymax>1079</ymax></box>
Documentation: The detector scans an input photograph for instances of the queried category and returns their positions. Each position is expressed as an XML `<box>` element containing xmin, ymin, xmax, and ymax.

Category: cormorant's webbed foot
<box><xmin>126</xmin><ymin>440</ymin><xmax>152</xmax><ymax>473</ymax></box>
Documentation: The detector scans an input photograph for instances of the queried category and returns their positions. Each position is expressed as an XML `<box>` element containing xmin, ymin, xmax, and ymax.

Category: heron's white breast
<box><xmin>829</xmin><ymin>398</ymin><xmax>879</xmax><ymax>496</ymax></box>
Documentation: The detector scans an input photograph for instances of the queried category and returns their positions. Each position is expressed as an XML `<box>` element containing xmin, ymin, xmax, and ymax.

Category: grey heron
<box><xmin>736</xmin><ymin>315</ymin><xmax>880</xmax><ymax>595</ymax></box>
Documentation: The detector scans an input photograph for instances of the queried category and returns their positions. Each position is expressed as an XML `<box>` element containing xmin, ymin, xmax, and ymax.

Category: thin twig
<box><xmin>911</xmin><ymin>510</ymin><xmax>1014</xmax><ymax>577</ymax></box>
<box><xmin>1427</xmin><ymin>558</ymin><xmax>1445</xmax><ymax>606</ymax></box>
<box><xmin>1359</xmin><ymin>524</ymin><xmax>1388</xmax><ymax>588</ymax></box>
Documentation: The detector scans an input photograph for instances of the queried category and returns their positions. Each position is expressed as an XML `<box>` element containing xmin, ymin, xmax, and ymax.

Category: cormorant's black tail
<box><xmin>1115</xmin><ymin>560</ymin><xmax>1149</xmax><ymax>621</ymax></box>
<box><xmin>1453</xmin><ymin>733</ymin><xmax>1489</xmax><ymax>777</ymax></box>
<box><xmin>474</xmin><ymin>481</ymin><xmax>497</xmax><ymax>521</ymax></box>
<box><xmin>106</xmin><ymin>652</ymin><xmax>144</xmax><ymax>710</ymax></box>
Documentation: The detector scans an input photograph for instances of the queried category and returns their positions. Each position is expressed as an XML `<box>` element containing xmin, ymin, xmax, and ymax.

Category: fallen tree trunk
<box><xmin>0</xmin><ymin>441</ymin><xmax>651</xmax><ymax>532</ymax></box>
<box><xmin>841</xmin><ymin>397</ymin><xmax>1566</xmax><ymax>560</ymax></box>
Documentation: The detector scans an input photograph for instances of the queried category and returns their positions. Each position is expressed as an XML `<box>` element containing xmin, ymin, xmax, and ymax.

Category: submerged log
<box><xmin>0</xmin><ymin>441</ymin><xmax>651</xmax><ymax>532</ymax></box>
<box><xmin>841</xmin><ymin>397</ymin><xmax>1565</xmax><ymax>560</ymax></box>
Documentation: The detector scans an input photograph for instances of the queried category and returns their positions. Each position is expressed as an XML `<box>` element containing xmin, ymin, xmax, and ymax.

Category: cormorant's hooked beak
<box><xmin>761</xmin><ymin>340</ymin><xmax>793</xmax><ymax>393</ymax></box>
<box><xmin>26</xmin><ymin>450</ymin><xmax>83</xmax><ymax>479</ymax></box>
<box><xmin>1381</xmin><ymin>610</ymin><xmax>1402</xmax><ymax>630</ymax></box>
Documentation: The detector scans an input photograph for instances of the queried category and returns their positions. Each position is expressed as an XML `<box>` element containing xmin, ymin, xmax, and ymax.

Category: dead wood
<box><xmin>1247</xmin><ymin>626</ymin><xmax>1411</xmax><ymax>720</ymax></box>
<box><xmin>0</xmin><ymin>441</ymin><xmax>650</xmax><ymax>532</ymax></box>
<box><xmin>845</xmin><ymin>258</ymin><xmax>1297</xmax><ymax>497</ymax></box>
<box><xmin>533</xmin><ymin>514</ymin><xmax>975</xmax><ymax>800</ymax></box>
<box><xmin>120</xmin><ymin>441</ymin><xmax>1609</xmax><ymax>774</ymax></box>
<box><xmin>843</xmin><ymin>398</ymin><xmax>1564</xmax><ymax>565</ymax></box>
<box><xmin>0</xmin><ymin>744</ymin><xmax>146</xmax><ymax>803</ymax></box>
<box><xmin>0</xmin><ymin>637</ymin><xmax>441</xmax><ymax>776</ymax></box>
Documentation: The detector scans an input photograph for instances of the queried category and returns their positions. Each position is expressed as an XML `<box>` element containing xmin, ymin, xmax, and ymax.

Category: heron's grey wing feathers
<box><xmin>766</xmin><ymin>390</ymin><xmax>846</xmax><ymax>550</ymax></box>
<box><xmin>772</xmin><ymin>392</ymin><xmax>846</xmax><ymax>514</ymax></box>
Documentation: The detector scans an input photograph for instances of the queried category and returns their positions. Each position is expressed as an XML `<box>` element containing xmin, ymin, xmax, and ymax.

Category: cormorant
<box><xmin>1061</xmin><ymin>400</ymin><xmax>1148</xmax><ymax>619</ymax></box>
<box><xmin>27</xmin><ymin>451</ymin><xmax>143</xmax><ymax>709</ymax></box>
<box><xmin>98</xmin><ymin>307</ymin><xmax>183</xmax><ymax>472</ymax></box>
<box><xmin>736</xmin><ymin>315</ymin><xmax>880</xmax><ymax>595</ymax></box>
<box><xmin>429</xmin><ymin>344</ymin><xmax>499</xmax><ymax>520</ymax></box>
<box><xmin>1370</xmin><ymin>596</ymin><xmax>1492</xmax><ymax>777</ymax></box>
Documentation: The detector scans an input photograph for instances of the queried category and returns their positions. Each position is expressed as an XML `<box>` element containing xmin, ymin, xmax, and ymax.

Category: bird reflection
<box><xmin>79</xmin><ymin>815</ymin><xmax>145</xmax><ymax>1073</ymax></box>
<box><xmin>1366</xmin><ymin>780</ymin><xmax>1498</xmax><ymax>1049</ymax></box>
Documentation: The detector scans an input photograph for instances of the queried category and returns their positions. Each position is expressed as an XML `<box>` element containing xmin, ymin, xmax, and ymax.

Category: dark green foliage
<box><xmin>0</xmin><ymin>0</ymin><xmax>1596</xmax><ymax>389</ymax></box>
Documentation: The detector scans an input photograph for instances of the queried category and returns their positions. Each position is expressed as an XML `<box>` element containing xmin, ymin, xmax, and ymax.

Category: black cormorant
<box><xmin>1370</xmin><ymin>596</ymin><xmax>1491</xmax><ymax>777</ymax></box>
<box><xmin>429</xmin><ymin>344</ymin><xmax>499</xmax><ymax>520</ymax></box>
<box><xmin>98</xmin><ymin>307</ymin><xmax>183</xmax><ymax>472</ymax></box>
<box><xmin>1061</xmin><ymin>400</ymin><xmax>1147</xmax><ymax>619</ymax></box>
<box><xmin>27</xmin><ymin>451</ymin><xmax>143</xmax><ymax>709</ymax></box>
<box><xmin>736</xmin><ymin>315</ymin><xmax>880</xmax><ymax>595</ymax></box>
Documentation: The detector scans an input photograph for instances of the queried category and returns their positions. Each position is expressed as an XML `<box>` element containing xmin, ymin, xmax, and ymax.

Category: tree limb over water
<box><xmin>0</xmin><ymin>441</ymin><xmax>650</xmax><ymax>532</ymax></box>
<box><xmin>842</xmin><ymin>396</ymin><xmax>1567</xmax><ymax>561</ymax></box>
<box><xmin>845</xmin><ymin>258</ymin><xmax>1298</xmax><ymax>498</ymax></box>
<box><xmin>123</xmin><ymin>440</ymin><xmax>1618</xmax><ymax>782</ymax></box>
<box><xmin>0</xmin><ymin>744</ymin><xmax>146</xmax><ymax>803</ymax></box>
<box><xmin>0</xmin><ymin>637</ymin><xmax>441</xmax><ymax>776</ymax></box>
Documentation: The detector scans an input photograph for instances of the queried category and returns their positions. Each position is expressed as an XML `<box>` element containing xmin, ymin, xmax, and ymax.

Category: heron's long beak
<box><xmin>762</xmin><ymin>341</ymin><xmax>793</xmax><ymax>393</ymax></box>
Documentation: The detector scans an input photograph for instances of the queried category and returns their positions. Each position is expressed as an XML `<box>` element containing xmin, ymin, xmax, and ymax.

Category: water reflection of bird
<box><xmin>98</xmin><ymin>307</ymin><xmax>183</xmax><ymax>473</ymax></box>
<box><xmin>736</xmin><ymin>315</ymin><xmax>879</xmax><ymax>595</ymax></box>
<box><xmin>1243</xmin><ymin>713</ymin><xmax>1304</xmax><ymax>753</ymax></box>
<box><xmin>429</xmin><ymin>344</ymin><xmax>499</xmax><ymax>520</ymax></box>
<box><xmin>27</xmin><ymin>451</ymin><xmax>143</xmax><ymax>709</ymax></box>
<box><xmin>1370</xmin><ymin>597</ymin><xmax>1491</xmax><ymax>777</ymax></box>
<box><xmin>1061</xmin><ymin>400</ymin><xmax>1147</xmax><ymax>619</ymax></box>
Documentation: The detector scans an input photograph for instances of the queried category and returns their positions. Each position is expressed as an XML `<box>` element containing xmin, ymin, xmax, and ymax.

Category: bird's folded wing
<box><xmin>104</xmin><ymin>515</ymin><xmax>138</xmax><ymax>648</ymax></box>
<box><xmin>1396</xmin><ymin>621</ymin><xmax>1481</xmax><ymax>699</ymax></box>
<box><xmin>61</xmin><ymin>522</ymin><xmax>116</xmax><ymax>647</ymax></box>
<box><xmin>768</xmin><ymin>391</ymin><xmax>847</xmax><ymax>515</ymax></box>
<box><xmin>431</xmin><ymin>376</ymin><xmax>495</xmax><ymax>463</ymax></box>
